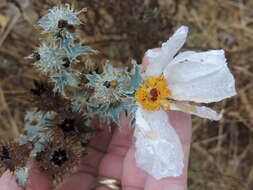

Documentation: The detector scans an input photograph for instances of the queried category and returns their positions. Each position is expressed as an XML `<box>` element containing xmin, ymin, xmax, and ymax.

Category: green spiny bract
<box><xmin>29</xmin><ymin>80</ymin><xmax>70</xmax><ymax>112</ymax></box>
<box><xmin>38</xmin><ymin>4</ymin><xmax>85</xmax><ymax>34</ymax></box>
<box><xmin>0</xmin><ymin>142</ymin><xmax>32</xmax><ymax>186</ymax></box>
<box><xmin>87</xmin><ymin>62</ymin><xmax>143</xmax><ymax>124</ymax></box>
<box><xmin>27</xmin><ymin>4</ymin><xmax>95</xmax><ymax>97</ymax></box>
<box><xmin>6</xmin><ymin>3</ymin><xmax>145</xmax><ymax>186</ymax></box>
<box><xmin>23</xmin><ymin>110</ymin><xmax>56</xmax><ymax>156</ymax></box>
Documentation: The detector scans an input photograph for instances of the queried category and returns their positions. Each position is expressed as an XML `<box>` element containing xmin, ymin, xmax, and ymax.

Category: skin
<box><xmin>0</xmin><ymin>53</ymin><xmax>192</xmax><ymax>190</ymax></box>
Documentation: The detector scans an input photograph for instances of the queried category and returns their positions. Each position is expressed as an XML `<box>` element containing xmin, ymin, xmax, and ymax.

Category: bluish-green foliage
<box><xmin>87</xmin><ymin>63</ymin><xmax>143</xmax><ymax>125</ymax></box>
<box><xmin>38</xmin><ymin>4</ymin><xmax>85</xmax><ymax>33</ymax></box>
<box><xmin>27</xmin><ymin>4</ymin><xmax>94</xmax><ymax>97</ymax></box>
<box><xmin>71</xmin><ymin>89</ymin><xmax>90</xmax><ymax>113</ymax></box>
<box><xmin>59</xmin><ymin>32</ymin><xmax>94</xmax><ymax>63</ymax></box>
<box><xmin>26</xmin><ymin>4</ymin><xmax>143</xmax><ymax>124</ymax></box>
<box><xmin>33</xmin><ymin>43</ymin><xmax>65</xmax><ymax>73</ymax></box>
<box><xmin>15</xmin><ymin>167</ymin><xmax>29</xmax><ymax>187</ymax></box>
<box><xmin>14</xmin><ymin>4</ymin><xmax>145</xmax><ymax>186</ymax></box>
<box><xmin>129</xmin><ymin>61</ymin><xmax>143</xmax><ymax>90</ymax></box>
<box><xmin>51</xmin><ymin>70</ymin><xmax>79</xmax><ymax>96</ymax></box>
<box><xmin>23</xmin><ymin>110</ymin><xmax>56</xmax><ymax>156</ymax></box>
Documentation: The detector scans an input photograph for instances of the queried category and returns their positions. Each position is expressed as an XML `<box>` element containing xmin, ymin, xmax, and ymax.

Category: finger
<box><xmin>140</xmin><ymin>50</ymin><xmax>191</xmax><ymax>189</ymax></box>
<box><xmin>57</xmin><ymin>124</ymin><xmax>113</xmax><ymax>190</ymax></box>
<box><xmin>119</xmin><ymin>50</ymin><xmax>158</xmax><ymax>190</ymax></box>
<box><xmin>0</xmin><ymin>171</ymin><xmax>23</xmax><ymax>190</ymax></box>
<box><xmin>26</xmin><ymin>162</ymin><xmax>52</xmax><ymax>190</ymax></box>
<box><xmin>141</xmin><ymin>48</ymin><xmax>160</xmax><ymax>71</ymax></box>
<box><xmin>122</xmin><ymin>146</ymin><xmax>147</xmax><ymax>190</ymax></box>
<box><xmin>97</xmin><ymin>115</ymin><xmax>134</xmax><ymax>190</ymax></box>
<box><xmin>139</xmin><ymin>49</ymin><xmax>192</xmax><ymax>189</ymax></box>
<box><xmin>144</xmin><ymin>111</ymin><xmax>192</xmax><ymax>190</ymax></box>
<box><xmin>56</xmin><ymin>173</ymin><xmax>96</xmax><ymax>190</ymax></box>
<box><xmin>79</xmin><ymin>124</ymin><xmax>113</xmax><ymax>176</ymax></box>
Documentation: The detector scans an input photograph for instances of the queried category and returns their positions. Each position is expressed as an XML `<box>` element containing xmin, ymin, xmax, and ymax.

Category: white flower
<box><xmin>134</xmin><ymin>26</ymin><xmax>236</xmax><ymax>179</ymax></box>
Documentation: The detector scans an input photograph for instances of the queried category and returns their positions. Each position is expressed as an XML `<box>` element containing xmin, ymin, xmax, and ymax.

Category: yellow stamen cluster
<box><xmin>135</xmin><ymin>76</ymin><xmax>172</xmax><ymax>111</ymax></box>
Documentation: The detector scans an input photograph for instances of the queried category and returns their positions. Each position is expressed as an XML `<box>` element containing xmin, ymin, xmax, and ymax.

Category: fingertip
<box><xmin>141</xmin><ymin>54</ymin><xmax>149</xmax><ymax>69</ymax></box>
<box><xmin>143</xmin><ymin>111</ymin><xmax>192</xmax><ymax>190</ymax></box>
<box><xmin>89</xmin><ymin>123</ymin><xmax>112</xmax><ymax>153</ymax></box>
<box><xmin>26</xmin><ymin>162</ymin><xmax>52</xmax><ymax>190</ymax></box>
<box><xmin>168</xmin><ymin>111</ymin><xmax>192</xmax><ymax>145</ymax></box>
<box><xmin>141</xmin><ymin>48</ymin><xmax>161</xmax><ymax>70</ymax></box>
<box><xmin>169</xmin><ymin>111</ymin><xmax>192</xmax><ymax>127</ymax></box>
<box><xmin>118</xmin><ymin>113</ymin><xmax>134</xmax><ymax>137</ymax></box>
<box><xmin>56</xmin><ymin>172</ymin><xmax>96</xmax><ymax>190</ymax></box>
<box><xmin>122</xmin><ymin>146</ymin><xmax>147</xmax><ymax>189</ymax></box>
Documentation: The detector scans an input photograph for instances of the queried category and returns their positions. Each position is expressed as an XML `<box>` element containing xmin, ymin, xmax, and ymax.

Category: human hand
<box><xmin>0</xmin><ymin>54</ymin><xmax>192</xmax><ymax>190</ymax></box>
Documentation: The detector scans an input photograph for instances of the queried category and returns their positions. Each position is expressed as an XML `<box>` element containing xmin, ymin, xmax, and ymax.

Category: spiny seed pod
<box><xmin>45</xmin><ymin>111</ymin><xmax>99</xmax><ymax>145</ymax></box>
<box><xmin>29</xmin><ymin>80</ymin><xmax>70</xmax><ymax>113</ymax></box>
<box><xmin>0</xmin><ymin>142</ymin><xmax>31</xmax><ymax>173</ymax></box>
<box><xmin>35</xmin><ymin>141</ymin><xmax>82</xmax><ymax>182</ymax></box>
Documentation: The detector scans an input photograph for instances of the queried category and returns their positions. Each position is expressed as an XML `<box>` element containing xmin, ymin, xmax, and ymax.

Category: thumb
<box><xmin>0</xmin><ymin>170</ymin><xmax>23</xmax><ymax>190</ymax></box>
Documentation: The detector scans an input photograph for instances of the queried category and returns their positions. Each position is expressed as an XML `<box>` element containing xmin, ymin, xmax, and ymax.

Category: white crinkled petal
<box><xmin>134</xmin><ymin>107</ymin><xmax>184</xmax><ymax>179</ymax></box>
<box><xmin>171</xmin><ymin>103</ymin><xmax>222</xmax><ymax>120</ymax></box>
<box><xmin>163</xmin><ymin>50</ymin><xmax>236</xmax><ymax>103</ymax></box>
<box><xmin>145</xmin><ymin>26</ymin><xmax>189</xmax><ymax>77</ymax></box>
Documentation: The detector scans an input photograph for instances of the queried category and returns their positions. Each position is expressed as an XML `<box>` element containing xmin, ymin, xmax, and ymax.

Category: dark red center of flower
<box><xmin>150</xmin><ymin>88</ymin><xmax>159</xmax><ymax>101</ymax></box>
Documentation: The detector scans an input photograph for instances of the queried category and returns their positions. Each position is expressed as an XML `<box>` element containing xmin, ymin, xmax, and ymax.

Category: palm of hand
<box><xmin>0</xmin><ymin>56</ymin><xmax>192</xmax><ymax>190</ymax></box>
<box><xmin>0</xmin><ymin>111</ymin><xmax>191</xmax><ymax>190</ymax></box>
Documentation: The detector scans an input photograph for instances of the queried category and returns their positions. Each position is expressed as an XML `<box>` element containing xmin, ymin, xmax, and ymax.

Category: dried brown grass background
<box><xmin>0</xmin><ymin>0</ymin><xmax>252</xmax><ymax>189</ymax></box>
